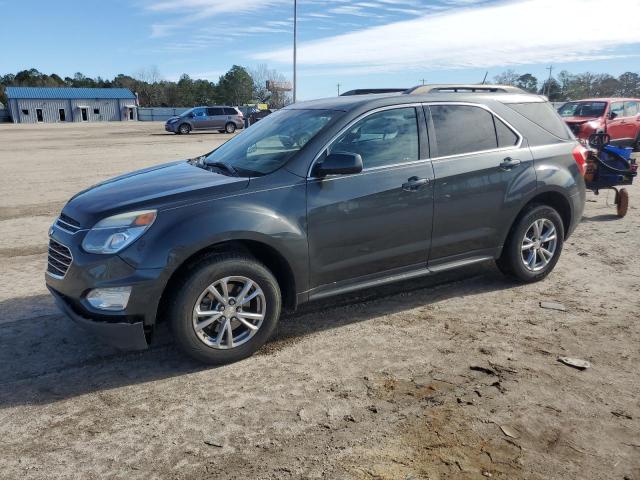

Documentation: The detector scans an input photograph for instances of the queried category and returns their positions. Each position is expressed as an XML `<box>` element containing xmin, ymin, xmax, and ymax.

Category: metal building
<box><xmin>5</xmin><ymin>87</ymin><xmax>138</xmax><ymax>124</ymax></box>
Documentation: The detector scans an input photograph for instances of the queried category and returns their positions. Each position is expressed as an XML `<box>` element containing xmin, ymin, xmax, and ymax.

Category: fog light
<box><xmin>86</xmin><ymin>287</ymin><xmax>132</xmax><ymax>311</ymax></box>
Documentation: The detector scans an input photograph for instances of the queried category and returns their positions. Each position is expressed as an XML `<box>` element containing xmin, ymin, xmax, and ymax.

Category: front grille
<box><xmin>47</xmin><ymin>238</ymin><xmax>73</xmax><ymax>278</ymax></box>
<box><xmin>55</xmin><ymin>213</ymin><xmax>81</xmax><ymax>233</ymax></box>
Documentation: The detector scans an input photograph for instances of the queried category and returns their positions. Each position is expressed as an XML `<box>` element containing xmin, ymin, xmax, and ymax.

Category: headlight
<box><xmin>82</xmin><ymin>210</ymin><xmax>157</xmax><ymax>254</ymax></box>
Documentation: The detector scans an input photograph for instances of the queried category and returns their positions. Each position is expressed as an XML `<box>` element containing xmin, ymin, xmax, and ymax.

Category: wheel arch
<box><xmin>500</xmin><ymin>189</ymin><xmax>572</xmax><ymax>254</ymax></box>
<box><xmin>157</xmin><ymin>239</ymin><xmax>298</xmax><ymax>324</ymax></box>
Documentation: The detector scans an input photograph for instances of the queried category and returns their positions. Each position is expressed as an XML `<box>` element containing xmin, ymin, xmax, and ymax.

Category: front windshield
<box><xmin>558</xmin><ymin>101</ymin><xmax>607</xmax><ymax>118</ymax></box>
<box><xmin>204</xmin><ymin>109</ymin><xmax>339</xmax><ymax>176</ymax></box>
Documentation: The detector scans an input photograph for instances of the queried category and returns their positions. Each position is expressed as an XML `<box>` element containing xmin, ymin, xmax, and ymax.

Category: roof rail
<box><xmin>405</xmin><ymin>84</ymin><xmax>526</xmax><ymax>95</ymax></box>
<box><xmin>340</xmin><ymin>88</ymin><xmax>407</xmax><ymax>96</ymax></box>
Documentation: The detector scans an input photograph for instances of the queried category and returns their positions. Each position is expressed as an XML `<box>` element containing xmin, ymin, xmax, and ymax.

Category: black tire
<box><xmin>168</xmin><ymin>252</ymin><xmax>281</xmax><ymax>364</ymax></box>
<box><xmin>496</xmin><ymin>204</ymin><xmax>565</xmax><ymax>283</ymax></box>
<box><xmin>616</xmin><ymin>188</ymin><xmax>629</xmax><ymax>217</ymax></box>
<box><xmin>178</xmin><ymin>123</ymin><xmax>191</xmax><ymax>135</ymax></box>
<box><xmin>225</xmin><ymin>122</ymin><xmax>236</xmax><ymax>134</ymax></box>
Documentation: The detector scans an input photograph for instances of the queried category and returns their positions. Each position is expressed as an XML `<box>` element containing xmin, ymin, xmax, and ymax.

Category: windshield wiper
<box><xmin>203</xmin><ymin>160</ymin><xmax>238</xmax><ymax>177</ymax></box>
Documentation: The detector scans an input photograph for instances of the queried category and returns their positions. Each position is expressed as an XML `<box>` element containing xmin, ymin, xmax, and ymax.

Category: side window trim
<box><xmin>424</xmin><ymin>102</ymin><xmax>523</xmax><ymax>161</ymax></box>
<box><xmin>307</xmin><ymin>103</ymin><xmax>428</xmax><ymax>178</ymax></box>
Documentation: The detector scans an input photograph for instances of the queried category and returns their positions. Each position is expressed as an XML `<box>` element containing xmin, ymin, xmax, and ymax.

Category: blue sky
<box><xmin>2</xmin><ymin>0</ymin><xmax>640</xmax><ymax>100</ymax></box>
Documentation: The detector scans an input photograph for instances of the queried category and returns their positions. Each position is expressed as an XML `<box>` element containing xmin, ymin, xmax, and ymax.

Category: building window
<box><xmin>21</xmin><ymin>109</ymin><xmax>29</xmax><ymax>115</ymax></box>
<box><xmin>93</xmin><ymin>108</ymin><xmax>100</xmax><ymax>115</ymax></box>
<box><xmin>59</xmin><ymin>109</ymin><xmax>66</xmax><ymax>122</ymax></box>
<box><xmin>36</xmin><ymin>109</ymin><xmax>44</xmax><ymax>122</ymax></box>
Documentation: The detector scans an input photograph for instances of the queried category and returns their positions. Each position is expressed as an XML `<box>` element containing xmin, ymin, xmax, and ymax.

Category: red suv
<box><xmin>559</xmin><ymin>98</ymin><xmax>640</xmax><ymax>150</ymax></box>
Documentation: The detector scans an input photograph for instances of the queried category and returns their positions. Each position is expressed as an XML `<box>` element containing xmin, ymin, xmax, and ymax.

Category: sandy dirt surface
<box><xmin>0</xmin><ymin>122</ymin><xmax>639</xmax><ymax>479</ymax></box>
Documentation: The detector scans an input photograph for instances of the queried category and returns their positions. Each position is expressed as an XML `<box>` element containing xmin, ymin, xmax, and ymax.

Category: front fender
<box><xmin>118</xmin><ymin>178</ymin><xmax>309</xmax><ymax>295</ymax></box>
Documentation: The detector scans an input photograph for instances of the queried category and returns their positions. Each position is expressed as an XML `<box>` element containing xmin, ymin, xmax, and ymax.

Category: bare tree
<box><xmin>493</xmin><ymin>69</ymin><xmax>520</xmax><ymax>86</ymax></box>
<box><xmin>248</xmin><ymin>64</ymin><xmax>291</xmax><ymax>109</ymax></box>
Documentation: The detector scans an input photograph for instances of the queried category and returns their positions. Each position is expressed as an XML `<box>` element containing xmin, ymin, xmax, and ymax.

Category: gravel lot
<box><xmin>0</xmin><ymin>122</ymin><xmax>638</xmax><ymax>479</ymax></box>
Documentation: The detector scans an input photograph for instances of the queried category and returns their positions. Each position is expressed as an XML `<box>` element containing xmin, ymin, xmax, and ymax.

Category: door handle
<box><xmin>499</xmin><ymin>157</ymin><xmax>521</xmax><ymax>170</ymax></box>
<box><xmin>402</xmin><ymin>176</ymin><xmax>429</xmax><ymax>191</ymax></box>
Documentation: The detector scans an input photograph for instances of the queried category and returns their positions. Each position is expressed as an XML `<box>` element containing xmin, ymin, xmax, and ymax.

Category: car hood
<box><xmin>562</xmin><ymin>116</ymin><xmax>601</xmax><ymax>124</ymax></box>
<box><xmin>63</xmin><ymin>161</ymin><xmax>249</xmax><ymax>227</ymax></box>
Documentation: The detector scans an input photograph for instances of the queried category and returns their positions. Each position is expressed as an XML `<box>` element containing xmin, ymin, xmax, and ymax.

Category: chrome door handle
<box><xmin>499</xmin><ymin>157</ymin><xmax>521</xmax><ymax>170</ymax></box>
<box><xmin>402</xmin><ymin>176</ymin><xmax>429</xmax><ymax>191</ymax></box>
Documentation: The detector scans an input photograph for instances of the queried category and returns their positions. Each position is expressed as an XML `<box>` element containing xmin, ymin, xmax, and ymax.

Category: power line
<box><xmin>545</xmin><ymin>65</ymin><xmax>553</xmax><ymax>98</ymax></box>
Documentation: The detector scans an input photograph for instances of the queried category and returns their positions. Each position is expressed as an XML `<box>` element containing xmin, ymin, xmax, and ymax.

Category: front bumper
<box><xmin>45</xmin><ymin>226</ymin><xmax>168</xmax><ymax>350</ymax></box>
<box><xmin>165</xmin><ymin>122</ymin><xmax>178</xmax><ymax>132</ymax></box>
<box><xmin>48</xmin><ymin>286</ymin><xmax>149</xmax><ymax>350</ymax></box>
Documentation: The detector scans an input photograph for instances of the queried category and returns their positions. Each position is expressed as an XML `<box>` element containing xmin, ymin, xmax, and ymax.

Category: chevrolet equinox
<box><xmin>46</xmin><ymin>85</ymin><xmax>586</xmax><ymax>364</ymax></box>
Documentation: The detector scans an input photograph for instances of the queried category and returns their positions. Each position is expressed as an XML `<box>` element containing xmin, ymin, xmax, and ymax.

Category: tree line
<box><xmin>0</xmin><ymin>64</ymin><xmax>291</xmax><ymax>109</ymax></box>
<box><xmin>492</xmin><ymin>69</ymin><xmax>640</xmax><ymax>101</ymax></box>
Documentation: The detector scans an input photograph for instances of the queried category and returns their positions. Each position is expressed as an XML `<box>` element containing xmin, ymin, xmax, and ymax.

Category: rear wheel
<box><xmin>169</xmin><ymin>253</ymin><xmax>281</xmax><ymax>364</ymax></box>
<box><xmin>178</xmin><ymin>123</ymin><xmax>191</xmax><ymax>135</ymax></box>
<box><xmin>225</xmin><ymin>122</ymin><xmax>236</xmax><ymax>134</ymax></box>
<box><xmin>497</xmin><ymin>205</ymin><xmax>564</xmax><ymax>282</ymax></box>
<box><xmin>616</xmin><ymin>188</ymin><xmax>629</xmax><ymax>217</ymax></box>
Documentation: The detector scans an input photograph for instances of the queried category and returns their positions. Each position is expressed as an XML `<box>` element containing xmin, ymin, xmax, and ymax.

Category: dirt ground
<box><xmin>0</xmin><ymin>122</ymin><xmax>638</xmax><ymax>480</ymax></box>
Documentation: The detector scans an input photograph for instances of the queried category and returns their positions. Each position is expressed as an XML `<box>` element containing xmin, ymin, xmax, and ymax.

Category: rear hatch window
<box><xmin>507</xmin><ymin>102</ymin><xmax>571</xmax><ymax>140</ymax></box>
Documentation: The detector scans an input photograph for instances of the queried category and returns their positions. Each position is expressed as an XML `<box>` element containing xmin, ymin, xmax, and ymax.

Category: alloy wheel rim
<box><xmin>521</xmin><ymin>218</ymin><xmax>558</xmax><ymax>272</ymax></box>
<box><xmin>192</xmin><ymin>276</ymin><xmax>266</xmax><ymax>349</ymax></box>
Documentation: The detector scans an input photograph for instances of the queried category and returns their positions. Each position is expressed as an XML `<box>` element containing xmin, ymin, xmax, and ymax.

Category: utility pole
<box><xmin>545</xmin><ymin>65</ymin><xmax>553</xmax><ymax>98</ymax></box>
<box><xmin>337</xmin><ymin>83</ymin><xmax>341</xmax><ymax>96</ymax></box>
<box><xmin>420</xmin><ymin>78</ymin><xmax>426</xmax><ymax>85</ymax></box>
<box><xmin>293</xmin><ymin>0</ymin><xmax>297</xmax><ymax>103</ymax></box>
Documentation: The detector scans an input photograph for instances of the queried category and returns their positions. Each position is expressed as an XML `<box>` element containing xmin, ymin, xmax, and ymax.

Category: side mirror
<box><xmin>315</xmin><ymin>152</ymin><xmax>363</xmax><ymax>177</ymax></box>
<box><xmin>608</xmin><ymin>111</ymin><xmax>617</xmax><ymax>120</ymax></box>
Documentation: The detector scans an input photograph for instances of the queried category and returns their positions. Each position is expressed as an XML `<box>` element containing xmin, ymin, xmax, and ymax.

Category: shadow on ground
<box><xmin>0</xmin><ymin>263</ymin><xmax>515</xmax><ymax>407</ymax></box>
<box><xmin>582</xmin><ymin>213</ymin><xmax>621</xmax><ymax>222</ymax></box>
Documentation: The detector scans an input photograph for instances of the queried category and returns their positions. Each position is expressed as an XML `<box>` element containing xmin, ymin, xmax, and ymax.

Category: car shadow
<box><xmin>149</xmin><ymin>132</ymin><xmax>236</xmax><ymax>136</ymax></box>
<box><xmin>0</xmin><ymin>262</ymin><xmax>515</xmax><ymax>407</ymax></box>
<box><xmin>582</xmin><ymin>213</ymin><xmax>621</xmax><ymax>222</ymax></box>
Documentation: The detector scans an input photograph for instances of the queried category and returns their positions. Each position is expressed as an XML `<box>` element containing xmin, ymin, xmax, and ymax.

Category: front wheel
<box><xmin>169</xmin><ymin>253</ymin><xmax>281</xmax><ymax>364</ymax></box>
<box><xmin>496</xmin><ymin>205</ymin><xmax>564</xmax><ymax>282</ymax></box>
<box><xmin>178</xmin><ymin>123</ymin><xmax>191</xmax><ymax>135</ymax></box>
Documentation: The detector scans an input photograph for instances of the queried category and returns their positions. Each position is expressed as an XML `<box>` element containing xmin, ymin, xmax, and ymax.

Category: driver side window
<box><xmin>330</xmin><ymin>107</ymin><xmax>419</xmax><ymax>169</ymax></box>
<box><xmin>610</xmin><ymin>102</ymin><xmax>625</xmax><ymax>118</ymax></box>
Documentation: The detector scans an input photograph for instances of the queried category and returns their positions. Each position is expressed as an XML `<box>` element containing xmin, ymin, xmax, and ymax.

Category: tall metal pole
<box><xmin>337</xmin><ymin>83</ymin><xmax>341</xmax><ymax>96</ymax></box>
<box><xmin>293</xmin><ymin>0</ymin><xmax>297</xmax><ymax>103</ymax></box>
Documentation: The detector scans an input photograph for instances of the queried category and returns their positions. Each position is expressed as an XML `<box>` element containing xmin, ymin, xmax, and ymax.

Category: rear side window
<box><xmin>207</xmin><ymin>107</ymin><xmax>224</xmax><ymax>116</ymax></box>
<box><xmin>507</xmin><ymin>102</ymin><xmax>570</xmax><ymax>139</ymax></box>
<box><xmin>494</xmin><ymin>116</ymin><xmax>519</xmax><ymax>147</ymax></box>
<box><xmin>224</xmin><ymin>107</ymin><xmax>237</xmax><ymax>115</ymax></box>
<box><xmin>429</xmin><ymin>105</ymin><xmax>497</xmax><ymax>157</ymax></box>
<box><xmin>625</xmin><ymin>101</ymin><xmax>639</xmax><ymax>116</ymax></box>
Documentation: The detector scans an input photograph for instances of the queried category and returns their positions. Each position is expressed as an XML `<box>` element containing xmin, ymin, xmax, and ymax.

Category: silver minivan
<box><xmin>165</xmin><ymin>106</ymin><xmax>244</xmax><ymax>134</ymax></box>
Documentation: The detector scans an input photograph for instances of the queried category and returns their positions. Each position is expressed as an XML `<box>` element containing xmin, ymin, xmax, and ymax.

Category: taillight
<box><xmin>572</xmin><ymin>144</ymin><xmax>588</xmax><ymax>176</ymax></box>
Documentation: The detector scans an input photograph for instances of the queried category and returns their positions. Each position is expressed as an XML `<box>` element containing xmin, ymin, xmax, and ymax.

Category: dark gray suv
<box><xmin>46</xmin><ymin>85</ymin><xmax>586</xmax><ymax>364</ymax></box>
<box><xmin>165</xmin><ymin>106</ymin><xmax>244</xmax><ymax>134</ymax></box>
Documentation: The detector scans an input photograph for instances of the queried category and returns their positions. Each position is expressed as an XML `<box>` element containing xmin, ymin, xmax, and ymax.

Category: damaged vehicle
<box><xmin>559</xmin><ymin>98</ymin><xmax>640</xmax><ymax>150</ymax></box>
<box><xmin>47</xmin><ymin>85</ymin><xmax>585</xmax><ymax>364</ymax></box>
